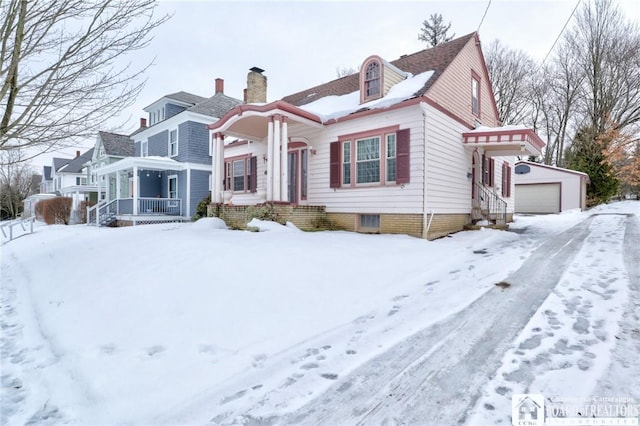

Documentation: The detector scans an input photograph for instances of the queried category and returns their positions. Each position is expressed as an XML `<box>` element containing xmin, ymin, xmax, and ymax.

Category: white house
<box><xmin>514</xmin><ymin>161</ymin><xmax>590</xmax><ymax>213</ymax></box>
<box><xmin>208</xmin><ymin>33</ymin><xmax>545</xmax><ymax>239</ymax></box>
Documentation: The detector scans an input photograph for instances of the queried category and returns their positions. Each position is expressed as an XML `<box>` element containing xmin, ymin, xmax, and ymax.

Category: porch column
<box><xmin>133</xmin><ymin>166</ymin><xmax>138</xmax><ymax>215</ymax></box>
<box><xmin>106</xmin><ymin>174</ymin><xmax>110</xmax><ymax>200</ymax></box>
<box><xmin>280</xmin><ymin>116</ymin><xmax>288</xmax><ymax>202</ymax></box>
<box><xmin>211</xmin><ymin>133</ymin><xmax>223</xmax><ymax>203</ymax></box>
<box><xmin>216</xmin><ymin>133</ymin><xmax>224</xmax><ymax>202</ymax></box>
<box><xmin>272</xmin><ymin>114</ymin><xmax>281</xmax><ymax>201</ymax></box>
<box><xmin>186</xmin><ymin>168</ymin><xmax>191</xmax><ymax>218</ymax></box>
<box><xmin>116</xmin><ymin>170</ymin><xmax>121</xmax><ymax>199</ymax></box>
<box><xmin>266</xmin><ymin>117</ymin><xmax>274</xmax><ymax>201</ymax></box>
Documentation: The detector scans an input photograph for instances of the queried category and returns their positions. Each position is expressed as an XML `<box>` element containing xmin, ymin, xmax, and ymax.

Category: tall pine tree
<box><xmin>418</xmin><ymin>14</ymin><xmax>455</xmax><ymax>47</ymax></box>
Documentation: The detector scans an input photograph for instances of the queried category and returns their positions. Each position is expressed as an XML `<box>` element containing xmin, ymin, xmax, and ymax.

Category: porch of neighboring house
<box><xmin>88</xmin><ymin>157</ymin><xmax>186</xmax><ymax>226</ymax></box>
<box><xmin>463</xmin><ymin>126</ymin><xmax>546</xmax><ymax>229</ymax></box>
<box><xmin>59</xmin><ymin>185</ymin><xmax>99</xmax><ymax>224</ymax></box>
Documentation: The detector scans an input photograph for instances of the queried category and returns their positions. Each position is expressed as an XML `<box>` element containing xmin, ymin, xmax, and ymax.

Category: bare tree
<box><xmin>0</xmin><ymin>0</ymin><xmax>170</xmax><ymax>163</ymax></box>
<box><xmin>0</xmin><ymin>149</ymin><xmax>36</xmax><ymax>219</ymax></box>
<box><xmin>335</xmin><ymin>66</ymin><xmax>358</xmax><ymax>78</ymax></box>
<box><xmin>418</xmin><ymin>13</ymin><xmax>455</xmax><ymax>47</ymax></box>
<box><xmin>484</xmin><ymin>40</ymin><xmax>537</xmax><ymax>126</ymax></box>
<box><xmin>564</xmin><ymin>0</ymin><xmax>640</xmax><ymax>133</ymax></box>
<box><xmin>531</xmin><ymin>43</ymin><xmax>584</xmax><ymax>166</ymax></box>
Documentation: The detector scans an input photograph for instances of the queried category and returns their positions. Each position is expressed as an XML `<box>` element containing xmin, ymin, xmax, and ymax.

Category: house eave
<box><xmin>463</xmin><ymin>128</ymin><xmax>545</xmax><ymax>157</ymax></box>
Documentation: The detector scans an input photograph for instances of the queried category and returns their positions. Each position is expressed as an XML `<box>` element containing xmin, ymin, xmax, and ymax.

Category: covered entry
<box><xmin>515</xmin><ymin>183</ymin><xmax>561</xmax><ymax>213</ymax></box>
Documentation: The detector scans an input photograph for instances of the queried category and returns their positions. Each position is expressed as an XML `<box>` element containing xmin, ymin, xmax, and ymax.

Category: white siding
<box><xmin>305</xmin><ymin>106</ymin><xmax>425</xmax><ymax>214</ymax></box>
<box><xmin>514</xmin><ymin>163</ymin><xmax>586</xmax><ymax>211</ymax></box>
<box><xmin>223</xmin><ymin>141</ymin><xmax>267</xmax><ymax>205</ymax></box>
<box><xmin>424</xmin><ymin>104</ymin><xmax>471</xmax><ymax>214</ymax></box>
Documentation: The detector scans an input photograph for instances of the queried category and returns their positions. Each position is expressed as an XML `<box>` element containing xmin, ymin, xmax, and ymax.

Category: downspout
<box><xmin>420</xmin><ymin>102</ymin><xmax>432</xmax><ymax>239</ymax></box>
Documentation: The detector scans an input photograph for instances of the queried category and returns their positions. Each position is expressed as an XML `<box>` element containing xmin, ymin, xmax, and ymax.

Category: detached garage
<box><xmin>514</xmin><ymin>161</ymin><xmax>590</xmax><ymax>213</ymax></box>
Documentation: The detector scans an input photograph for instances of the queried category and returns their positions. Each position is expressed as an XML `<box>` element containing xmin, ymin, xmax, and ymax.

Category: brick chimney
<box><xmin>246</xmin><ymin>67</ymin><xmax>267</xmax><ymax>103</ymax></box>
<box><xmin>140</xmin><ymin>117</ymin><xmax>147</xmax><ymax>128</ymax></box>
<box><xmin>215</xmin><ymin>78</ymin><xmax>224</xmax><ymax>94</ymax></box>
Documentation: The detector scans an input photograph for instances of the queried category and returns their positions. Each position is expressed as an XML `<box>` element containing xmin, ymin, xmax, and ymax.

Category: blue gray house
<box><xmin>90</xmin><ymin>78</ymin><xmax>242</xmax><ymax>225</ymax></box>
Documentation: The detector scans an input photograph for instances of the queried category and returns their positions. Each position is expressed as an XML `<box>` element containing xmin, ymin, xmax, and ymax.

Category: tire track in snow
<box><xmin>278</xmin><ymin>216</ymin><xmax>597</xmax><ymax>426</ymax></box>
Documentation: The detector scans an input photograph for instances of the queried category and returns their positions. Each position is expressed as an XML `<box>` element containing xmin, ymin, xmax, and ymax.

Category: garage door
<box><xmin>515</xmin><ymin>183</ymin><xmax>561</xmax><ymax>213</ymax></box>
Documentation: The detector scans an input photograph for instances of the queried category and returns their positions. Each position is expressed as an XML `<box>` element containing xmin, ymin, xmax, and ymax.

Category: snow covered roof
<box><xmin>298</xmin><ymin>70</ymin><xmax>434</xmax><ymax>122</ymax></box>
<box><xmin>282</xmin><ymin>32</ymin><xmax>475</xmax><ymax>107</ymax></box>
<box><xmin>95</xmin><ymin>156</ymin><xmax>184</xmax><ymax>175</ymax></box>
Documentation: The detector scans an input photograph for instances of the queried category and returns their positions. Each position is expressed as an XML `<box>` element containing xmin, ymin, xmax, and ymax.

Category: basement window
<box><xmin>359</xmin><ymin>214</ymin><xmax>380</xmax><ymax>231</ymax></box>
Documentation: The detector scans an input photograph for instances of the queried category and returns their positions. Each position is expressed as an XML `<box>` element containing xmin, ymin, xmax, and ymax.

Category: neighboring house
<box><xmin>514</xmin><ymin>161</ymin><xmax>590</xmax><ymax>213</ymax></box>
<box><xmin>89</xmin><ymin>130</ymin><xmax>135</xmax><ymax>201</ymax></box>
<box><xmin>51</xmin><ymin>149</ymin><xmax>97</xmax><ymax>222</ymax></box>
<box><xmin>40</xmin><ymin>166</ymin><xmax>54</xmax><ymax>194</ymax></box>
<box><xmin>22</xmin><ymin>193</ymin><xmax>57</xmax><ymax>219</ymax></box>
<box><xmin>90</xmin><ymin>78</ymin><xmax>243</xmax><ymax>225</ymax></box>
<box><xmin>208</xmin><ymin>32</ymin><xmax>545</xmax><ymax>239</ymax></box>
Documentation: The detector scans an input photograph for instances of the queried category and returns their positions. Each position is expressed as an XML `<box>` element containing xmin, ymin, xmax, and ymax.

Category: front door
<box><xmin>287</xmin><ymin>149</ymin><xmax>308</xmax><ymax>204</ymax></box>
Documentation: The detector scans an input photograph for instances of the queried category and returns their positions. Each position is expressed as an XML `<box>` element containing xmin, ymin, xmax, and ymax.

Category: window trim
<box><xmin>358</xmin><ymin>214</ymin><xmax>381</xmax><ymax>232</ymax></box>
<box><xmin>360</xmin><ymin>58</ymin><xmax>383</xmax><ymax>103</ymax></box>
<box><xmin>472</xmin><ymin>71</ymin><xmax>481</xmax><ymax>118</ymax></box>
<box><xmin>141</xmin><ymin>140</ymin><xmax>148</xmax><ymax>158</ymax></box>
<box><xmin>168</xmin><ymin>174</ymin><xmax>178</xmax><ymax>199</ymax></box>
<box><xmin>339</xmin><ymin>125</ymin><xmax>400</xmax><ymax>188</ymax></box>
<box><xmin>168</xmin><ymin>128</ymin><xmax>178</xmax><ymax>157</ymax></box>
<box><xmin>223</xmin><ymin>154</ymin><xmax>256</xmax><ymax>193</ymax></box>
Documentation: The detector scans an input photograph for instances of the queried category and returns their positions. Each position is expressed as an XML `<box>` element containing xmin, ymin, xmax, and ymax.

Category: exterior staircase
<box><xmin>466</xmin><ymin>183</ymin><xmax>508</xmax><ymax>231</ymax></box>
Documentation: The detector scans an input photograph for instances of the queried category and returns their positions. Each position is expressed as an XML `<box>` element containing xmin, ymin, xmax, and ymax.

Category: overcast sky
<box><xmin>35</xmin><ymin>0</ymin><xmax>640</xmax><ymax>169</ymax></box>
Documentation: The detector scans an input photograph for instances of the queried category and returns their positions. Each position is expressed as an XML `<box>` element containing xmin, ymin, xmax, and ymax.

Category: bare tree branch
<box><xmin>0</xmin><ymin>0</ymin><xmax>170</xmax><ymax>162</ymax></box>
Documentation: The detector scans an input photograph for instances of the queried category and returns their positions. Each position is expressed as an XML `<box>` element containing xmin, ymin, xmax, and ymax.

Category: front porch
<box><xmin>87</xmin><ymin>197</ymin><xmax>184</xmax><ymax>226</ymax></box>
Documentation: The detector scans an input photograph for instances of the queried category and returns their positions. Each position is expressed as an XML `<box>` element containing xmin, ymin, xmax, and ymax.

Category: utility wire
<box><xmin>541</xmin><ymin>0</ymin><xmax>582</xmax><ymax>64</ymax></box>
<box><xmin>477</xmin><ymin>0</ymin><xmax>492</xmax><ymax>32</ymax></box>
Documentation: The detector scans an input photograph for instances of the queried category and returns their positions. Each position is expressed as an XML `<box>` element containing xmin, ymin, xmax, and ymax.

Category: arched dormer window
<box><xmin>363</xmin><ymin>60</ymin><xmax>381</xmax><ymax>100</ymax></box>
<box><xmin>364</xmin><ymin>61</ymin><xmax>380</xmax><ymax>99</ymax></box>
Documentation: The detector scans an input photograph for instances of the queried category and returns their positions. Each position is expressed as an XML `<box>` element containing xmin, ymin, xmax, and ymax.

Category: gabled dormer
<box><xmin>359</xmin><ymin>55</ymin><xmax>408</xmax><ymax>104</ymax></box>
<box><xmin>143</xmin><ymin>92</ymin><xmax>207</xmax><ymax>126</ymax></box>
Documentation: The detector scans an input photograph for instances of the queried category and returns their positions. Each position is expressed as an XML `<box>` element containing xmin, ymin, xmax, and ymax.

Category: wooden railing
<box><xmin>87</xmin><ymin>198</ymin><xmax>182</xmax><ymax>226</ymax></box>
<box><xmin>138</xmin><ymin>198</ymin><xmax>182</xmax><ymax>216</ymax></box>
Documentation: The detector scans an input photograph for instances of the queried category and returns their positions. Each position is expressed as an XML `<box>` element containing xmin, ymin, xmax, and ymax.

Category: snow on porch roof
<box><xmin>96</xmin><ymin>156</ymin><xmax>184</xmax><ymax>175</ymax></box>
<box><xmin>463</xmin><ymin>125</ymin><xmax>546</xmax><ymax>150</ymax></box>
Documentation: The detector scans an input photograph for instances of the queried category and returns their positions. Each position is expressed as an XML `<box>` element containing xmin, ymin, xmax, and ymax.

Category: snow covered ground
<box><xmin>1</xmin><ymin>201</ymin><xmax>638</xmax><ymax>425</ymax></box>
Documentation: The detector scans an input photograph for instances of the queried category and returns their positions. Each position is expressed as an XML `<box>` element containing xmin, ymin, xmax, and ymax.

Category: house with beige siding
<box><xmin>208</xmin><ymin>33</ymin><xmax>545</xmax><ymax>239</ymax></box>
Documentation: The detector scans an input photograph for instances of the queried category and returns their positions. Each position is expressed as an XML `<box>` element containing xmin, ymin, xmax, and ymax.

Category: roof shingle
<box><xmin>282</xmin><ymin>32</ymin><xmax>476</xmax><ymax>107</ymax></box>
<box><xmin>99</xmin><ymin>131</ymin><xmax>134</xmax><ymax>157</ymax></box>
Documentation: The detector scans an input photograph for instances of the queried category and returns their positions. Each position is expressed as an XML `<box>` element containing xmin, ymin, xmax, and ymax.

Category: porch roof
<box><xmin>96</xmin><ymin>156</ymin><xmax>184</xmax><ymax>175</ymax></box>
<box><xmin>462</xmin><ymin>125</ymin><xmax>546</xmax><ymax>157</ymax></box>
<box><xmin>207</xmin><ymin>101</ymin><xmax>323</xmax><ymax>140</ymax></box>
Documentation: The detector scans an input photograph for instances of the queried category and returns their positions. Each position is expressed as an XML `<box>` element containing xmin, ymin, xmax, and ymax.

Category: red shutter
<box><xmin>489</xmin><ymin>158</ymin><xmax>495</xmax><ymax>187</ymax></box>
<box><xmin>501</xmin><ymin>162</ymin><xmax>507</xmax><ymax>197</ymax></box>
<box><xmin>330</xmin><ymin>141</ymin><xmax>340</xmax><ymax>188</ymax></box>
<box><xmin>249</xmin><ymin>156</ymin><xmax>257</xmax><ymax>192</ymax></box>
<box><xmin>396</xmin><ymin>128</ymin><xmax>410</xmax><ymax>184</ymax></box>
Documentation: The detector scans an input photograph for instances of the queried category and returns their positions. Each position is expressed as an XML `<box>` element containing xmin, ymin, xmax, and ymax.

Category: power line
<box><xmin>477</xmin><ymin>0</ymin><xmax>492</xmax><ymax>32</ymax></box>
<box><xmin>541</xmin><ymin>0</ymin><xmax>582</xmax><ymax>64</ymax></box>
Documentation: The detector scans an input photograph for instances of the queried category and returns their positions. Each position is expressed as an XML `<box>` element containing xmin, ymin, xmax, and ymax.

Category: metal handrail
<box><xmin>474</xmin><ymin>183</ymin><xmax>507</xmax><ymax>223</ymax></box>
<box><xmin>1</xmin><ymin>217</ymin><xmax>36</xmax><ymax>242</ymax></box>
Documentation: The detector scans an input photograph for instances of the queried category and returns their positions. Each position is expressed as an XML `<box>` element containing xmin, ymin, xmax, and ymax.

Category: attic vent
<box><xmin>515</xmin><ymin>164</ymin><xmax>531</xmax><ymax>174</ymax></box>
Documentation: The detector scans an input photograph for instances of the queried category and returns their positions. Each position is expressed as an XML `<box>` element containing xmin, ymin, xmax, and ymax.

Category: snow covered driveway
<box><xmin>0</xmin><ymin>201</ymin><xmax>638</xmax><ymax>425</ymax></box>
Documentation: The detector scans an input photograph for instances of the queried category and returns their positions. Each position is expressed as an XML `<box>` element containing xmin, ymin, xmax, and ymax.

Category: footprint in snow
<box><xmin>146</xmin><ymin>345</ymin><xmax>165</xmax><ymax>357</ymax></box>
<box><xmin>320</xmin><ymin>373</ymin><xmax>338</xmax><ymax>380</ymax></box>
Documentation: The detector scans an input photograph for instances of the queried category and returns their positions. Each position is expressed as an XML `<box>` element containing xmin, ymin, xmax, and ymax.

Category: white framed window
<box><xmin>141</xmin><ymin>140</ymin><xmax>148</xmax><ymax>157</ymax></box>
<box><xmin>364</xmin><ymin>61</ymin><xmax>380</xmax><ymax>98</ymax></box>
<box><xmin>168</xmin><ymin>175</ymin><xmax>178</xmax><ymax>199</ymax></box>
<box><xmin>356</xmin><ymin>136</ymin><xmax>381</xmax><ymax>184</ymax></box>
<box><xmin>472</xmin><ymin>75</ymin><xmax>480</xmax><ymax>117</ymax></box>
<box><xmin>386</xmin><ymin>134</ymin><xmax>396</xmax><ymax>182</ymax></box>
<box><xmin>169</xmin><ymin>129</ymin><xmax>178</xmax><ymax>157</ymax></box>
<box><xmin>342</xmin><ymin>141</ymin><xmax>351</xmax><ymax>185</ymax></box>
